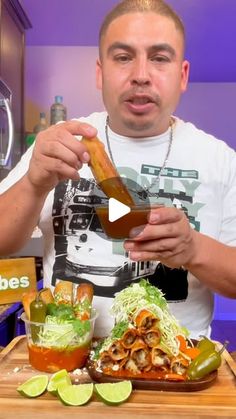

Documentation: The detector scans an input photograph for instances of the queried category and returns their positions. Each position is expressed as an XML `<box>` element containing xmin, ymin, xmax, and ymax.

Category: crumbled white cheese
<box><xmin>92</xmin><ymin>341</ymin><xmax>98</xmax><ymax>348</ymax></box>
<box><xmin>112</xmin><ymin>364</ymin><xmax>119</xmax><ymax>371</ymax></box>
<box><xmin>73</xmin><ymin>368</ymin><xmax>82</xmax><ymax>375</ymax></box>
<box><xmin>90</xmin><ymin>350</ymin><xmax>95</xmax><ymax>359</ymax></box>
<box><xmin>72</xmin><ymin>367</ymin><xmax>88</xmax><ymax>376</ymax></box>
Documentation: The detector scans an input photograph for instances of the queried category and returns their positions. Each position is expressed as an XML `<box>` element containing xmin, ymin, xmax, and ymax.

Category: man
<box><xmin>0</xmin><ymin>0</ymin><xmax>236</xmax><ymax>337</ymax></box>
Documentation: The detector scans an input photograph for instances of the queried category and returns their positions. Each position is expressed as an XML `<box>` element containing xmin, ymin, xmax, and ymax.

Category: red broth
<box><xmin>28</xmin><ymin>342</ymin><xmax>90</xmax><ymax>372</ymax></box>
<box><xmin>96</xmin><ymin>204</ymin><xmax>163</xmax><ymax>239</ymax></box>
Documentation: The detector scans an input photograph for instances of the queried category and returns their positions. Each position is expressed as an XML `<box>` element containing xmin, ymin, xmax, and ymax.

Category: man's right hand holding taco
<box><xmin>0</xmin><ymin>121</ymin><xmax>96</xmax><ymax>254</ymax></box>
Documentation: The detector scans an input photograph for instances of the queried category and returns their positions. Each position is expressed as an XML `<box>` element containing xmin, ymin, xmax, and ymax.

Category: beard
<box><xmin>119</xmin><ymin>89</ymin><xmax>162</xmax><ymax>134</ymax></box>
<box><xmin>103</xmin><ymin>87</ymin><xmax>168</xmax><ymax>137</ymax></box>
<box><xmin>122</xmin><ymin>116</ymin><xmax>156</xmax><ymax>134</ymax></box>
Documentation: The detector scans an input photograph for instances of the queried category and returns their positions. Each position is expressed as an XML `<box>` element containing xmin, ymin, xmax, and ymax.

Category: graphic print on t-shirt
<box><xmin>51</xmin><ymin>177</ymin><xmax>156</xmax><ymax>297</ymax></box>
<box><xmin>51</xmin><ymin>164</ymin><xmax>204</xmax><ymax>301</ymax></box>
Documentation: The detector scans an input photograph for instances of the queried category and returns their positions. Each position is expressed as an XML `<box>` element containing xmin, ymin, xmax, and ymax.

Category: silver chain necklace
<box><xmin>105</xmin><ymin>116</ymin><xmax>174</xmax><ymax>192</ymax></box>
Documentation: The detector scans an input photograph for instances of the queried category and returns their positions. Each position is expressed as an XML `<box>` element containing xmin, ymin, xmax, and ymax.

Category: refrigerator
<box><xmin>0</xmin><ymin>78</ymin><xmax>14</xmax><ymax>181</ymax></box>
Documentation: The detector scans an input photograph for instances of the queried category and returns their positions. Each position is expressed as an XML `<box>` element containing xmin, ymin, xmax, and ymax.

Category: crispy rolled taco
<box><xmin>143</xmin><ymin>328</ymin><xmax>161</xmax><ymax>348</ymax></box>
<box><xmin>121</xmin><ymin>327</ymin><xmax>138</xmax><ymax>349</ymax></box>
<box><xmin>151</xmin><ymin>347</ymin><xmax>171</xmax><ymax>369</ymax></box>
<box><xmin>22</xmin><ymin>291</ymin><xmax>37</xmax><ymax>320</ymax></box>
<box><xmin>39</xmin><ymin>287</ymin><xmax>54</xmax><ymax>305</ymax></box>
<box><xmin>54</xmin><ymin>279</ymin><xmax>73</xmax><ymax>304</ymax></box>
<box><xmin>81</xmin><ymin>136</ymin><xmax>134</xmax><ymax>206</ymax></box>
<box><xmin>170</xmin><ymin>355</ymin><xmax>189</xmax><ymax>375</ymax></box>
<box><xmin>124</xmin><ymin>358</ymin><xmax>141</xmax><ymax>375</ymax></box>
<box><xmin>99</xmin><ymin>351</ymin><xmax>115</xmax><ymax>370</ymax></box>
<box><xmin>108</xmin><ymin>340</ymin><xmax>129</xmax><ymax>361</ymax></box>
<box><xmin>130</xmin><ymin>338</ymin><xmax>151</xmax><ymax>370</ymax></box>
<box><xmin>74</xmin><ymin>283</ymin><xmax>94</xmax><ymax>320</ymax></box>
<box><xmin>135</xmin><ymin>309</ymin><xmax>159</xmax><ymax>330</ymax></box>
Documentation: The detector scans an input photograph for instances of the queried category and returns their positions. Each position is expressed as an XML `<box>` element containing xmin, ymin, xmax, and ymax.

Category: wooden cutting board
<box><xmin>0</xmin><ymin>335</ymin><xmax>236</xmax><ymax>419</ymax></box>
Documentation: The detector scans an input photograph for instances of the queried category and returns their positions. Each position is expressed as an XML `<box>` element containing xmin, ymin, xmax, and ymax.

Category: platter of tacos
<box><xmin>88</xmin><ymin>279</ymin><xmax>218</xmax><ymax>391</ymax></box>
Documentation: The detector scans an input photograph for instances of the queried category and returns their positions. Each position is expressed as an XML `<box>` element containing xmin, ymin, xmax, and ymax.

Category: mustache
<box><xmin>120</xmin><ymin>89</ymin><xmax>161</xmax><ymax>106</ymax></box>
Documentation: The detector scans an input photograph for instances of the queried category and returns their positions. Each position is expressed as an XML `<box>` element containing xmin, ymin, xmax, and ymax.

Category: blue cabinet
<box><xmin>0</xmin><ymin>302</ymin><xmax>22</xmax><ymax>347</ymax></box>
<box><xmin>0</xmin><ymin>278</ymin><xmax>43</xmax><ymax>347</ymax></box>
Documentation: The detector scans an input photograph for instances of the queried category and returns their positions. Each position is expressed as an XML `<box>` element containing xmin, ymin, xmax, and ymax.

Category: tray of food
<box><xmin>88</xmin><ymin>279</ymin><xmax>220</xmax><ymax>391</ymax></box>
<box><xmin>87</xmin><ymin>361</ymin><xmax>217</xmax><ymax>392</ymax></box>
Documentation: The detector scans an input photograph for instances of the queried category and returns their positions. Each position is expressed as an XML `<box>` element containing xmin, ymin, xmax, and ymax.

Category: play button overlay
<box><xmin>108</xmin><ymin>198</ymin><xmax>131</xmax><ymax>222</ymax></box>
<box><xmin>94</xmin><ymin>176</ymin><xmax>162</xmax><ymax>240</ymax></box>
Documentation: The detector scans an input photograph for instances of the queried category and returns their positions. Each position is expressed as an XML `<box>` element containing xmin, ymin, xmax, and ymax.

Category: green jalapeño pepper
<box><xmin>30</xmin><ymin>291</ymin><xmax>47</xmax><ymax>343</ymax></box>
<box><xmin>187</xmin><ymin>341</ymin><xmax>228</xmax><ymax>380</ymax></box>
<box><xmin>197</xmin><ymin>336</ymin><xmax>215</xmax><ymax>352</ymax></box>
<box><xmin>30</xmin><ymin>294</ymin><xmax>47</xmax><ymax>323</ymax></box>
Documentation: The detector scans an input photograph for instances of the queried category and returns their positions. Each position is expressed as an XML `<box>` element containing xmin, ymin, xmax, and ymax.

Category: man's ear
<box><xmin>181</xmin><ymin>60</ymin><xmax>190</xmax><ymax>93</ymax></box>
<box><xmin>96</xmin><ymin>59</ymin><xmax>102</xmax><ymax>90</ymax></box>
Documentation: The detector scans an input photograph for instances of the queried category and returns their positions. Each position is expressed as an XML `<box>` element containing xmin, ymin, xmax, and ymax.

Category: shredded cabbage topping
<box><xmin>35</xmin><ymin>315</ymin><xmax>91</xmax><ymax>350</ymax></box>
<box><xmin>97</xmin><ymin>279</ymin><xmax>189</xmax><ymax>357</ymax></box>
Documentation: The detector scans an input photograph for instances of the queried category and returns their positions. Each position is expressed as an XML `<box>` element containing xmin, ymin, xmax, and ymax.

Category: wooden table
<box><xmin>0</xmin><ymin>336</ymin><xmax>236</xmax><ymax>419</ymax></box>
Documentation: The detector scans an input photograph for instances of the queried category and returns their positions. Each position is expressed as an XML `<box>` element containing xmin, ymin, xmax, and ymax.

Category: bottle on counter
<box><xmin>33</xmin><ymin>112</ymin><xmax>48</xmax><ymax>134</ymax></box>
<box><xmin>25</xmin><ymin>112</ymin><xmax>48</xmax><ymax>148</ymax></box>
<box><xmin>50</xmin><ymin>95</ymin><xmax>67</xmax><ymax>125</ymax></box>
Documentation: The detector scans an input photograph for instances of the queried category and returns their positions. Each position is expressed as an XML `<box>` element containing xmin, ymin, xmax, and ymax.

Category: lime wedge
<box><xmin>47</xmin><ymin>369</ymin><xmax>72</xmax><ymax>395</ymax></box>
<box><xmin>17</xmin><ymin>375</ymin><xmax>48</xmax><ymax>398</ymax></box>
<box><xmin>58</xmin><ymin>383</ymin><xmax>94</xmax><ymax>406</ymax></box>
<box><xmin>94</xmin><ymin>380</ymin><xmax>132</xmax><ymax>405</ymax></box>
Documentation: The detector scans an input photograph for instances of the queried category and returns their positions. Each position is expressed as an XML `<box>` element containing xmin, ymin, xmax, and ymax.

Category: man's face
<box><xmin>96</xmin><ymin>12</ymin><xmax>189</xmax><ymax>137</ymax></box>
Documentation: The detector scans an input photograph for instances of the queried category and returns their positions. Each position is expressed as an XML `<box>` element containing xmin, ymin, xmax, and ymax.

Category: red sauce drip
<box><xmin>103</xmin><ymin>368</ymin><xmax>186</xmax><ymax>381</ymax></box>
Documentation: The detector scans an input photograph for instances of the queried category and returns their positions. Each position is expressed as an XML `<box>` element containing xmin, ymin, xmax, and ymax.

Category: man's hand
<box><xmin>27</xmin><ymin>120</ymin><xmax>97</xmax><ymax>192</ymax></box>
<box><xmin>124</xmin><ymin>206</ymin><xmax>198</xmax><ymax>268</ymax></box>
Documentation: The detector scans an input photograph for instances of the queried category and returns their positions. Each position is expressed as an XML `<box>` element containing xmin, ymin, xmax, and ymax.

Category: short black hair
<box><xmin>99</xmin><ymin>0</ymin><xmax>185</xmax><ymax>57</ymax></box>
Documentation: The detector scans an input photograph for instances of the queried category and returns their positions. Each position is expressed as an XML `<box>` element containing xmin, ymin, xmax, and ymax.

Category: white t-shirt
<box><xmin>1</xmin><ymin>112</ymin><xmax>236</xmax><ymax>338</ymax></box>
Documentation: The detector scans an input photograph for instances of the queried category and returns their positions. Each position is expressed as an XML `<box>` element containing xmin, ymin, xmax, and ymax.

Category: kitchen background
<box><xmin>0</xmin><ymin>0</ymin><xmax>235</xmax><ymax>345</ymax></box>
<box><xmin>22</xmin><ymin>0</ymin><xmax>236</xmax><ymax>147</ymax></box>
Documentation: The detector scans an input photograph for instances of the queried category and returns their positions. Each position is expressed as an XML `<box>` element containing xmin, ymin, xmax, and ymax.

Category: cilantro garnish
<box><xmin>46</xmin><ymin>303</ymin><xmax>75</xmax><ymax>321</ymax></box>
<box><xmin>74</xmin><ymin>299</ymin><xmax>91</xmax><ymax>313</ymax></box>
<box><xmin>72</xmin><ymin>318</ymin><xmax>90</xmax><ymax>336</ymax></box>
<box><xmin>93</xmin><ymin>339</ymin><xmax>105</xmax><ymax>359</ymax></box>
<box><xmin>139</xmin><ymin>278</ymin><xmax>167</xmax><ymax>309</ymax></box>
<box><xmin>111</xmin><ymin>320</ymin><xmax>129</xmax><ymax>339</ymax></box>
